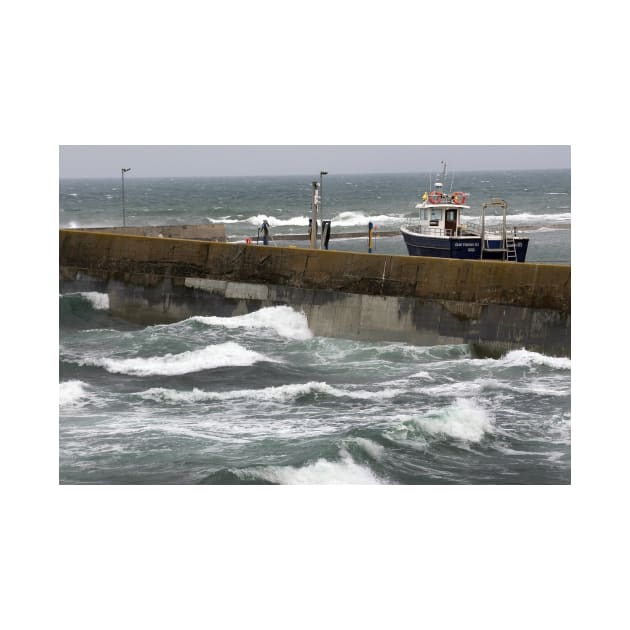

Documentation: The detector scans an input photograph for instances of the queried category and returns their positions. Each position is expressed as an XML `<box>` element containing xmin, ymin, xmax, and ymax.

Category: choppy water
<box><xmin>60</xmin><ymin>169</ymin><xmax>571</xmax><ymax>262</ymax></box>
<box><xmin>59</xmin><ymin>170</ymin><xmax>570</xmax><ymax>484</ymax></box>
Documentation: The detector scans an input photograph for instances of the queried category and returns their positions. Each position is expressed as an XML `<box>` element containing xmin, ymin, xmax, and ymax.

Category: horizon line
<box><xmin>59</xmin><ymin>167</ymin><xmax>571</xmax><ymax>180</ymax></box>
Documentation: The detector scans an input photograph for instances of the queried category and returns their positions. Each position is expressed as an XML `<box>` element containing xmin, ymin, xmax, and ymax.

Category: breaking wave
<box><xmin>416</xmin><ymin>398</ymin><xmax>494</xmax><ymax>441</ymax></box>
<box><xmin>78</xmin><ymin>342</ymin><xmax>270</xmax><ymax>376</ymax></box>
<box><xmin>469</xmin><ymin>349</ymin><xmax>571</xmax><ymax>370</ymax></box>
<box><xmin>460</xmin><ymin>211</ymin><xmax>571</xmax><ymax>225</ymax></box>
<box><xmin>239</xmin><ymin>449</ymin><xmax>383</xmax><ymax>484</ymax></box>
<box><xmin>79</xmin><ymin>292</ymin><xmax>110</xmax><ymax>310</ymax></box>
<box><xmin>191</xmin><ymin>306</ymin><xmax>312</xmax><ymax>340</ymax></box>
<box><xmin>247</xmin><ymin>214</ymin><xmax>310</xmax><ymax>227</ymax></box>
<box><xmin>388</xmin><ymin>399</ymin><xmax>495</xmax><ymax>443</ymax></box>
<box><xmin>139</xmin><ymin>380</ymin><xmax>405</xmax><ymax>404</ymax></box>
<box><xmin>59</xmin><ymin>380</ymin><xmax>90</xmax><ymax>406</ymax></box>
<box><xmin>352</xmin><ymin>437</ymin><xmax>386</xmax><ymax>461</ymax></box>
<box><xmin>209</xmin><ymin>211</ymin><xmax>403</xmax><ymax>229</ymax></box>
<box><xmin>330</xmin><ymin>211</ymin><xmax>401</xmax><ymax>227</ymax></box>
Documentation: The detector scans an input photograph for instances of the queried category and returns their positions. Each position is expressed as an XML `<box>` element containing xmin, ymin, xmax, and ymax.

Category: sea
<box><xmin>59</xmin><ymin>169</ymin><xmax>571</xmax><ymax>484</ymax></box>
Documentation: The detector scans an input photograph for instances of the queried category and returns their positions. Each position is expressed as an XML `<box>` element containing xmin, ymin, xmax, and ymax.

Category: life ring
<box><xmin>428</xmin><ymin>191</ymin><xmax>442</xmax><ymax>204</ymax></box>
<box><xmin>451</xmin><ymin>191</ymin><xmax>466</xmax><ymax>204</ymax></box>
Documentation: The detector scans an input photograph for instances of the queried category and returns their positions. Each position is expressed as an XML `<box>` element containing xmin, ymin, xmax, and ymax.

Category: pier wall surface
<box><xmin>77</xmin><ymin>224</ymin><xmax>226</xmax><ymax>241</ymax></box>
<box><xmin>59</xmin><ymin>230</ymin><xmax>571</xmax><ymax>357</ymax></box>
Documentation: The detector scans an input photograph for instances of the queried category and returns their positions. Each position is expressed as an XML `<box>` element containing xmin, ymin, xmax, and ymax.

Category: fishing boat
<box><xmin>400</xmin><ymin>163</ymin><xmax>529</xmax><ymax>262</ymax></box>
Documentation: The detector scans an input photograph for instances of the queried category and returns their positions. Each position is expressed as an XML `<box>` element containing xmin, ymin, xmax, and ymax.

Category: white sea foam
<box><xmin>499</xmin><ymin>349</ymin><xmax>571</xmax><ymax>370</ymax></box>
<box><xmin>353</xmin><ymin>437</ymin><xmax>386</xmax><ymax>461</ymax></box>
<box><xmin>59</xmin><ymin>380</ymin><xmax>90</xmax><ymax>406</ymax></box>
<box><xmin>249</xmin><ymin>449</ymin><xmax>382</xmax><ymax>484</ymax></box>
<box><xmin>510</xmin><ymin>381</ymin><xmax>570</xmax><ymax>397</ymax></box>
<box><xmin>210</xmin><ymin>212</ymin><xmax>404</xmax><ymax>229</ymax></box>
<box><xmin>206</xmin><ymin>217</ymin><xmax>242</xmax><ymax>224</ymax></box>
<box><xmin>246</xmin><ymin>214</ymin><xmax>311</xmax><ymax>227</ymax></box>
<box><xmin>409</xmin><ymin>370</ymin><xmax>433</xmax><ymax>380</ymax></box>
<box><xmin>423</xmin><ymin>378</ymin><xmax>506</xmax><ymax>398</ymax></box>
<box><xmin>414</xmin><ymin>398</ymin><xmax>494</xmax><ymax>442</ymax></box>
<box><xmin>192</xmin><ymin>306</ymin><xmax>312</xmax><ymax>340</ymax></box>
<box><xmin>340</xmin><ymin>386</ymin><xmax>405</xmax><ymax>400</ymax></box>
<box><xmin>139</xmin><ymin>380</ymin><xmax>404</xmax><ymax>404</ymax></box>
<box><xmin>141</xmin><ymin>381</ymin><xmax>329</xmax><ymax>403</ymax></box>
<box><xmin>460</xmin><ymin>211</ymin><xmax>571</xmax><ymax>225</ymax></box>
<box><xmin>468</xmin><ymin>349</ymin><xmax>571</xmax><ymax>370</ymax></box>
<box><xmin>82</xmin><ymin>342</ymin><xmax>269</xmax><ymax>376</ymax></box>
<box><xmin>80</xmin><ymin>291</ymin><xmax>110</xmax><ymax>310</ymax></box>
<box><xmin>330</xmin><ymin>211</ymin><xmax>401</xmax><ymax>227</ymax></box>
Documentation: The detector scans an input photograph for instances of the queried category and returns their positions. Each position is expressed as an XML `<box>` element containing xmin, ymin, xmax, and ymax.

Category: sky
<box><xmin>59</xmin><ymin>145</ymin><xmax>570</xmax><ymax>178</ymax></box>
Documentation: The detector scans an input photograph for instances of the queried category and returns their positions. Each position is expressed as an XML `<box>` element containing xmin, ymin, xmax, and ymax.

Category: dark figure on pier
<box><xmin>260</xmin><ymin>220</ymin><xmax>270</xmax><ymax>245</ymax></box>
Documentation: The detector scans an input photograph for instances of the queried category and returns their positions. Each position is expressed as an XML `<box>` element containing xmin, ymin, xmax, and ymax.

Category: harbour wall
<box><xmin>77</xmin><ymin>224</ymin><xmax>226</xmax><ymax>241</ymax></box>
<box><xmin>59</xmin><ymin>229</ymin><xmax>571</xmax><ymax>357</ymax></box>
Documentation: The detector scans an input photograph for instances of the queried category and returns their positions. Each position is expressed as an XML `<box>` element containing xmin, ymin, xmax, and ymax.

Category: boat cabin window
<box><xmin>429</xmin><ymin>208</ymin><xmax>442</xmax><ymax>226</ymax></box>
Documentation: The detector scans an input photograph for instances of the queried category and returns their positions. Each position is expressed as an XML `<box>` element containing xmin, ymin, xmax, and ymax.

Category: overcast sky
<box><xmin>59</xmin><ymin>145</ymin><xmax>570</xmax><ymax>178</ymax></box>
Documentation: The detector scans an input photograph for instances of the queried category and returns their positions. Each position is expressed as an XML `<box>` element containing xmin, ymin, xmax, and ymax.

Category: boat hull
<box><xmin>400</xmin><ymin>229</ymin><xmax>529</xmax><ymax>262</ymax></box>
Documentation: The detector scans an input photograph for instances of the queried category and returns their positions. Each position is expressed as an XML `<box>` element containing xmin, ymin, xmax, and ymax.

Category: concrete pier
<box><xmin>59</xmin><ymin>229</ymin><xmax>571</xmax><ymax>357</ymax></box>
<box><xmin>77</xmin><ymin>224</ymin><xmax>226</xmax><ymax>241</ymax></box>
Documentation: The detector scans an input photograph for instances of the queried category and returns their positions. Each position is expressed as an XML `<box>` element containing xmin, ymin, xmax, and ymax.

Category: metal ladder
<box><xmin>505</xmin><ymin>228</ymin><xmax>517</xmax><ymax>262</ymax></box>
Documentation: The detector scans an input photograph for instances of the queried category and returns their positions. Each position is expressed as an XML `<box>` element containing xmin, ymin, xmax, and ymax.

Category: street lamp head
<box><xmin>320</xmin><ymin>171</ymin><xmax>328</xmax><ymax>176</ymax></box>
<box><xmin>122</xmin><ymin>168</ymin><xmax>131</xmax><ymax>173</ymax></box>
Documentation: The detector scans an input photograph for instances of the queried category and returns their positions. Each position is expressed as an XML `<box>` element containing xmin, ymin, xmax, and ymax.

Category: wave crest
<box><xmin>240</xmin><ymin>449</ymin><xmax>382</xmax><ymax>484</ymax></box>
<box><xmin>59</xmin><ymin>380</ymin><xmax>90</xmax><ymax>406</ymax></box>
<box><xmin>79</xmin><ymin>341</ymin><xmax>270</xmax><ymax>376</ymax></box>
<box><xmin>414</xmin><ymin>398</ymin><xmax>494</xmax><ymax>442</ymax></box>
<box><xmin>80</xmin><ymin>292</ymin><xmax>110</xmax><ymax>310</ymax></box>
<box><xmin>352</xmin><ymin>437</ymin><xmax>386</xmax><ymax>461</ymax></box>
<box><xmin>469</xmin><ymin>349</ymin><xmax>571</xmax><ymax>370</ymax></box>
<box><xmin>192</xmin><ymin>306</ymin><xmax>312</xmax><ymax>340</ymax></box>
<box><xmin>139</xmin><ymin>381</ymin><xmax>405</xmax><ymax>404</ymax></box>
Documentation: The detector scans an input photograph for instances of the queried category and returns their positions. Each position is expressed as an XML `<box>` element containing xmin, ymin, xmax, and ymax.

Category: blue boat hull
<box><xmin>401</xmin><ymin>231</ymin><xmax>529</xmax><ymax>262</ymax></box>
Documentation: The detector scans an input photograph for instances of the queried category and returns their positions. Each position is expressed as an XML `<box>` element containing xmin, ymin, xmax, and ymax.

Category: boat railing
<box><xmin>459</xmin><ymin>222</ymin><xmax>482</xmax><ymax>236</ymax></box>
<box><xmin>404</xmin><ymin>221</ymin><xmax>519</xmax><ymax>239</ymax></box>
<box><xmin>468</xmin><ymin>221</ymin><xmax>519</xmax><ymax>238</ymax></box>
<box><xmin>404</xmin><ymin>224</ymin><xmax>454</xmax><ymax>237</ymax></box>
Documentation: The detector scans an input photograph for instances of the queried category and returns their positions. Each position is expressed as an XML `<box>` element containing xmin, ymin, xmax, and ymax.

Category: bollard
<box><xmin>368</xmin><ymin>221</ymin><xmax>374</xmax><ymax>253</ymax></box>
<box><xmin>321</xmin><ymin>220</ymin><xmax>331</xmax><ymax>250</ymax></box>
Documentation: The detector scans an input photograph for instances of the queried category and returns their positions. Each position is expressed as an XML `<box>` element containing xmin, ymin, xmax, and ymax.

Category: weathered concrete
<box><xmin>76</xmin><ymin>224</ymin><xmax>226</xmax><ymax>241</ymax></box>
<box><xmin>59</xmin><ymin>229</ymin><xmax>571</xmax><ymax>357</ymax></box>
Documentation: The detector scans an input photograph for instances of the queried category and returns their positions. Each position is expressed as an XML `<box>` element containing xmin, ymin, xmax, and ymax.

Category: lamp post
<box><xmin>121</xmin><ymin>168</ymin><xmax>131</xmax><ymax>226</ymax></box>
<box><xmin>310</xmin><ymin>181</ymin><xmax>318</xmax><ymax>249</ymax></box>
<box><xmin>319</xmin><ymin>171</ymin><xmax>328</xmax><ymax>221</ymax></box>
<box><xmin>319</xmin><ymin>171</ymin><xmax>328</xmax><ymax>249</ymax></box>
